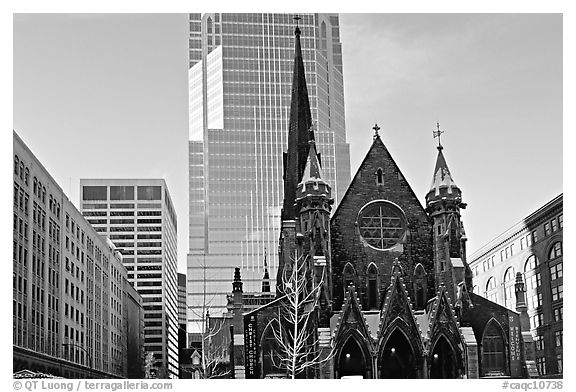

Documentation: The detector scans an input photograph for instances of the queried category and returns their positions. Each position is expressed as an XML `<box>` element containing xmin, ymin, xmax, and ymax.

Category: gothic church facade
<box><xmin>226</xmin><ymin>24</ymin><xmax>537</xmax><ymax>379</ymax></box>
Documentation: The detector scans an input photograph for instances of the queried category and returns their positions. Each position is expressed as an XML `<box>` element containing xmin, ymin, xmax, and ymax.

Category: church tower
<box><xmin>425</xmin><ymin>125</ymin><xmax>472</xmax><ymax>305</ymax></box>
<box><xmin>277</xmin><ymin>22</ymin><xmax>315</xmax><ymax>294</ymax></box>
<box><xmin>295</xmin><ymin>137</ymin><xmax>334</xmax><ymax>326</ymax></box>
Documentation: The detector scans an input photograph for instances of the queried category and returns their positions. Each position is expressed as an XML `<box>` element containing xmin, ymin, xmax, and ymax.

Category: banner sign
<box><xmin>244</xmin><ymin>313</ymin><xmax>259</xmax><ymax>379</ymax></box>
<box><xmin>508</xmin><ymin>314</ymin><xmax>522</xmax><ymax>376</ymax></box>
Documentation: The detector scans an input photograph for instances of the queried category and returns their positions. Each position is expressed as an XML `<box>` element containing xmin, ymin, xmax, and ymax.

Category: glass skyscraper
<box><xmin>187</xmin><ymin>13</ymin><xmax>350</xmax><ymax>331</ymax></box>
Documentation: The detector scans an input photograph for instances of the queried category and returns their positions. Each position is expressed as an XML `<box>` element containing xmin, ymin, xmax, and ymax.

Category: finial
<box><xmin>294</xmin><ymin>15</ymin><xmax>302</xmax><ymax>35</ymax></box>
<box><xmin>433</xmin><ymin>122</ymin><xmax>444</xmax><ymax>150</ymax></box>
<box><xmin>373</xmin><ymin>123</ymin><xmax>381</xmax><ymax>140</ymax></box>
<box><xmin>263</xmin><ymin>248</ymin><xmax>268</xmax><ymax>269</ymax></box>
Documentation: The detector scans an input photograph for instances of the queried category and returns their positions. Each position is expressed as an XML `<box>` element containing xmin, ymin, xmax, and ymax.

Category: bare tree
<box><xmin>271</xmin><ymin>253</ymin><xmax>334</xmax><ymax>379</ymax></box>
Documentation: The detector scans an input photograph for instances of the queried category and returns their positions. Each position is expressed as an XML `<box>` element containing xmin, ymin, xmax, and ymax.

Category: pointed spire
<box><xmin>282</xmin><ymin>14</ymin><xmax>314</xmax><ymax>220</ymax></box>
<box><xmin>426</xmin><ymin>125</ymin><xmax>461</xmax><ymax>203</ymax></box>
<box><xmin>300</xmin><ymin>136</ymin><xmax>324</xmax><ymax>183</ymax></box>
<box><xmin>262</xmin><ymin>249</ymin><xmax>271</xmax><ymax>293</ymax></box>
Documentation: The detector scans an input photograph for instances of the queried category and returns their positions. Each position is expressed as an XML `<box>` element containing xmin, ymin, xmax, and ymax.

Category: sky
<box><xmin>12</xmin><ymin>13</ymin><xmax>563</xmax><ymax>274</ymax></box>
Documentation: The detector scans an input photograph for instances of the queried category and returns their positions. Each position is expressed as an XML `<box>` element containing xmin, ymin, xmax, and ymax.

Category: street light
<box><xmin>62</xmin><ymin>343</ymin><xmax>93</xmax><ymax>378</ymax></box>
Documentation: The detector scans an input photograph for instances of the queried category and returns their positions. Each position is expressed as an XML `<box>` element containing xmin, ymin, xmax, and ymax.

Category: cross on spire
<box><xmin>433</xmin><ymin>122</ymin><xmax>444</xmax><ymax>149</ymax></box>
<box><xmin>373</xmin><ymin>123</ymin><xmax>381</xmax><ymax>140</ymax></box>
<box><xmin>294</xmin><ymin>15</ymin><xmax>301</xmax><ymax>35</ymax></box>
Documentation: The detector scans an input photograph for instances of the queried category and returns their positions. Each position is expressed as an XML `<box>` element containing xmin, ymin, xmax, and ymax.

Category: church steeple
<box><xmin>426</xmin><ymin>123</ymin><xmax>462</xmax><ymax>204</ymax></box>
<box><xmin>282</xmin><ymin>19</ymin><xmax>314</xmax><ymax>221</ymax></box>
<box><xmin>425</xmin><ymin>124</ymin><xmax>471</xmax><ymax>304</ymax></box>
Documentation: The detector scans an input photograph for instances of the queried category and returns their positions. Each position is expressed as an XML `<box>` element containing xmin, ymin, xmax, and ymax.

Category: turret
<box><xmin>425</xmin><ymin>124</ymin><xmax>471</xmax><ymax>304</ymax></box>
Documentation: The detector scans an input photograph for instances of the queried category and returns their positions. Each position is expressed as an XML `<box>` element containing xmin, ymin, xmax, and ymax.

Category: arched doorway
<box><xmin>379</xmin><ymin>329</ymin><xmax>416</xmax><ymax>378</ymax></box>
<box><xmin>337</xmin><ymin>336</ymin><xmax>370</xmax><ymax>379</ymax></box>
<box><xmin>430</xmin><ymin>335</ymin><xmax>458</xmax><ymax>378</ymax></box>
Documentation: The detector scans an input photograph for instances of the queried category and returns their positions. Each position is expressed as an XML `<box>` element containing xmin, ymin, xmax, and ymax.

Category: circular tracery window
<box><xmin>357</xmin><ymin>201</ymin><xmax>407</xmax><ymax>250</ymax></box>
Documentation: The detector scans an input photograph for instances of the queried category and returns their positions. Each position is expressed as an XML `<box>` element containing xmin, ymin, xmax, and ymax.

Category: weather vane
<box><xmin>373</xmin><ymin>123</ymin><xmax>381</xmax><ymax>139</ymax></box>
<box><xmin>433</xmin><ymin>122</ymin><xmax>444</xmax><ymax>148</ymax></box>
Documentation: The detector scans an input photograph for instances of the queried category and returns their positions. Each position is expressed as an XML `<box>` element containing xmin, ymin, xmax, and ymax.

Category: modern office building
<box><xmin>13</xmin><ymin>131</ymin><xmax>144</xmax><ymax>378</ymax></box>
<box><xmin>187</xmin><ymin>13</ymin><xmax>350</xmax><ymax>331</ymax></box>
<box><xmin>177</xmin><ymin>272</ymin><xmax>187</xmax><ymax>378</ymax></box>
<box><xmin>79</xmin><ymin>179</ymin><xmax>179</xmax><ymax>378</ymax></box>
<box><xmin>469</xmin><ymin>194</ymin><xmax>563</xmax><ymax>377</ymax></box>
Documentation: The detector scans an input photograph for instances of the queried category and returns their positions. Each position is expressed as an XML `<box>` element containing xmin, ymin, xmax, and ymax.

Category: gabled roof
<box><xmin>331</xmin><ymin>285</ymin><xmax>378</xmax><ymax>343</ymax></box>
<box><xmin>378</xmin><ymin>260</ymin><xmax>425</xmax><ymax>348</ymax></box>
<box><xmin>331</xmin><ymin>134</ymin><xmax>427</xmax><ymax>219</ymax></box>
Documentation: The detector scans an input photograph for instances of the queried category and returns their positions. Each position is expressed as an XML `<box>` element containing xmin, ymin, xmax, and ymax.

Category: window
<box><xmin>549</xmin><ymin>263</ymin><xmax>562</xmax><ymax>280</ymax></box>
<box><xmin>551</xmin><ymin>285</ymin><xmax>563</xmax><ymax>301</ymax></box>
<box><xmin>357</xmin><ymin>201</ymin><xmax>407</xmax><ymax>250</ymax></box>
<box><xmin>529</xmin><ymin>293</ymin><xmax>542</xmax><ymax>309</ymax></box>
<box><xmin>527</xmin><ymin>272</ymin><xmax>541</xmax><ymax>290</ymax></box>
<box><xmin>544</xmin><ymin>223</ymin><xmax>551</xmax><ymax>236</ymax></box>
<box><xmin>376</xmin><ymin>168</ymin><xmax>384</xmax><ymax>185</ymax></box>
<box><xmin>482</xmin><ymin>320</ymin><xmax>508</xmax><ymax>376</ymax></box>
<box><xmin>343</xmin><ymin>263</ymin><xmax>355</xmax><ymax>291</ymax></box>
<box><xmin>535</xmin><ymin>335</ymin><xmax>544</xmax><ymax>351</ymax></box>
<box><xmin>558</xmin><ymin>214</ymin><xmax>563</xmax><ymax>229</ymax></box>
<box><xmin>110</xmin><ymin>186</ymin><xmax>134</xmax><ymax>200</ymax></box>
<box><xmin>551</xmin><ymin>219</ymin><xmax>558</xmax><ymax>233</ymax></box>
<box><xmin>520</xmin><ymin>237</ymin><xmax>526</xmax><ymax>250</ymax></box>
<box><xmin>536</xmin><ymin>357</ymin><xmax>546</xmax><ymax>376</ymax></box>
<box><xmin>524</xmin><ymin>255</ymin><xmax>538</xmax><ymax>272</ymax></box>
<box><xmin>137</xmin><ymin>186</ymin><xmax>162</xmax><ymax>200</ymax></box>
<box><xmin>555</xmin><ymin>330</ymin><xmax>563</xmax><ymax>347</ymax></box>
<box><xmin>82</xmin><ymin>186</ymin><xmax>107</xmax><ymax>200</ymax></box>
<box><xmin>367</xmin><ymin>264</ymin><xmax>378</xmax><ymax>310</ymax></box>
<box><xmin>531</xmin><ymin>230</ymin><xmax>538</xmax><ymax>244</ymax></box>
<box><xmin>553</xmin><ymin>307</ymin><xmax>563</xmax><ymax>322</ymax></box>
<box><xmin>14</xmin><ymin>155</ymin><xmax>19</xmax><ymax>175</ymax></box>
<box><xmin>548</xmin><ymin>242</ymin><xmax>562</xmax><ymax>260</ymax></box>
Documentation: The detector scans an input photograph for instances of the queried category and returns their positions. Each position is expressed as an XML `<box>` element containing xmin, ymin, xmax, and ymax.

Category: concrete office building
<box><xmin>13</xmin><ymin>131</ymin><xmax>143</xmax><ymax>378</ymax></box>
<box><xmin>79</xmin><ymin>179</ymin><xmax>179</xmax><ymax>378</ymax></box>
<box><xmin>469</xmin><ymin>194</ymin><xmax>563</xmax><ymax>377</ymax></box>
<box><xmin>187</xmin><ymin>13</ymin><xmax>350</xmax><ymax>331</ymax></box>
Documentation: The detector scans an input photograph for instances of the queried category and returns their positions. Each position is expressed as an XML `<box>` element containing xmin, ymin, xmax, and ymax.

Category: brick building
<box><xmin>221</xmin><ymin>24</ymin><xmax>538</xmax><ymax>379</ymax></box>
<box><xmin>469</xmin><ymin>195</ymin><xmax>563</xmax><ymax>377</ymax></box>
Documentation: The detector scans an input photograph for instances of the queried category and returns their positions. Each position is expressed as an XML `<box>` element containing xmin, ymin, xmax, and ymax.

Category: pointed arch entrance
<box><xmin>336</xmin><ymin>335</ymin><xmax>371</xmax><ymax>379</ymax></box>
<box><xmin>430</xmin><ymin>335</ymin><xmax>458</xmax><ymax>378</ymax></box>
<box><xmin>379</xmin><ymin>329</ymin><xmax>417</xmax><ymax>378</ymax></box>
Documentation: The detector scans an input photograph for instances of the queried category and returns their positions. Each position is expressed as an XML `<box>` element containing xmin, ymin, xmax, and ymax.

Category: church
<box><xmin>220</xmin><ymin>23</ymin><xmax>537</xmax><ymax>379</ymax></box>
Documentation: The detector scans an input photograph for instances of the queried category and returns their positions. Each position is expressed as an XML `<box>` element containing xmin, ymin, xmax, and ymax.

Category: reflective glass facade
<box><xmin>187</xmin><ymin>13</ymin><xmax>350</xmax><ymax>331</ymax></box>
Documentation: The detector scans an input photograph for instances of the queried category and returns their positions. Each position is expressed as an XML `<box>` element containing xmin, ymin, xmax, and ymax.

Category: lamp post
<box><xmin>62</xmin><ymin>343</ymin><xmax>93</xmax><ymax>378</ymax></box>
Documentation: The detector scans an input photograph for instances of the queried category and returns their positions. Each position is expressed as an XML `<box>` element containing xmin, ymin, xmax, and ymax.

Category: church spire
<box><xmin>282</xmin><ymin>15</ymin><xmax>314</xmax><ymax>221</ymax></box>
<box><xmin>262</xmin><ymin>249</ymin><xmax>271</xmax><ymax>293</ymax></box>
<box><xmin>426</xmin><ymin>124</ymin><xmax>462</xmax><ymax>204</ymax></box>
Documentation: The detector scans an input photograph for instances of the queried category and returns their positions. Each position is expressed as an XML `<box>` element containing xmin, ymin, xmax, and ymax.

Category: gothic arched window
<box><xmin>343</xmin><ymin>263</ymin><xmax>355</xmax><ymax>291</ymax></box>
<box><xmin>413</xmin><ymin>263</ymin><xmax>427</xmax><ymax>309</ymax></box>
<box><xmin>367</xmin><ymin>263</ymin><xmax>378</xmax><ymax>309</ymax></box>
<box><xmin>376</xmin><ymin>168</ymin><xmax>384</xmax><ymax>185</ymax></box>
<box><xmin>481</xmin><ymin>320</ymin><xmax>508</xmax><ymax>376</ymax></box>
